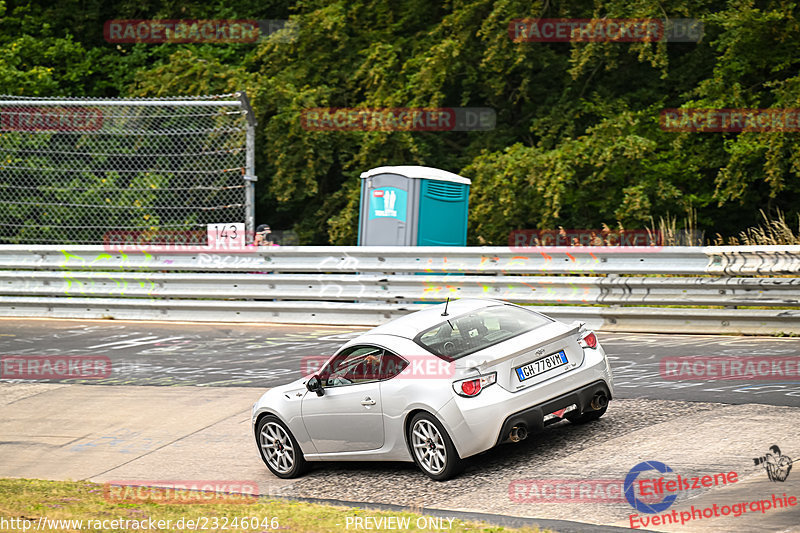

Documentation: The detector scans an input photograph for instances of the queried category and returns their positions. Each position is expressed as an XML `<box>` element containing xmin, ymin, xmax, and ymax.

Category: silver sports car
<box><xmin>252</xmin><ymin>298</ymin><xmax>614</xmax><ymax>480</ymax></box>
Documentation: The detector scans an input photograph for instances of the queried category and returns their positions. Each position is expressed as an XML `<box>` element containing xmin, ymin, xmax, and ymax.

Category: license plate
<box><xmin>515</xmin><ymin>350</ymin><xmax>568</xmax><ymax>382</ymax></box>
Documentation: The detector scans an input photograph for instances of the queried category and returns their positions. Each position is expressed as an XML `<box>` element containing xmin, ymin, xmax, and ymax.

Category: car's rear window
<box><xmin>414</xmin><ymin>305</ymin><xmax>552</xmax><ymax>360</ymax></box>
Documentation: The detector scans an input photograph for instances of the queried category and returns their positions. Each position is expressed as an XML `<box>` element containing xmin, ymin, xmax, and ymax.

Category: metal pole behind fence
<box><xmin>239</xmin><ymin>91</ymin><xmax>258</xmax><ymax>242</ymax></box>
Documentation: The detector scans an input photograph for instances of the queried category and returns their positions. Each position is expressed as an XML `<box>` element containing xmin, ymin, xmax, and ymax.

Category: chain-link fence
<box><xmin>0</xmin><ymin>93</ymin><xmax>255</xmax><ymax>245</ymax></box>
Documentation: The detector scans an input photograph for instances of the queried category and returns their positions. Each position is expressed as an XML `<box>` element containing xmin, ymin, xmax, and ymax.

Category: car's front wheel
<box><xmin>257</xmin><ymin>415</ymin><xmax>308</xmax><ymax>478</ymax></box>
<box><xmin>408</xmin><ymin>412</ymin><xmax>463</xmax><ymax>481</ymax></box>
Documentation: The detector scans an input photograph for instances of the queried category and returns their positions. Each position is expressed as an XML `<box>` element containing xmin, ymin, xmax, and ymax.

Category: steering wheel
<box><xmin>442</xmin><ymin>341</ymin><xmax>456</xmax><ymax>355</ymax></box>
<box><xmin>327</xmin><ymin>372</ymin><xmax>351</xmax><ymax>386</ymax></box>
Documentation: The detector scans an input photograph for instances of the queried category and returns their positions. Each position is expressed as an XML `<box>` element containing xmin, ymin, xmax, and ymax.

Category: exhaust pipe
<box><xmin>509</xmin><ymin>425</ymin><xmax>528</xmax><ymax>443</ymax></box>
<box><xmin>591</xmin><ymin>392</ymin><xmax>608</xmax><ymax>411</ymax></box>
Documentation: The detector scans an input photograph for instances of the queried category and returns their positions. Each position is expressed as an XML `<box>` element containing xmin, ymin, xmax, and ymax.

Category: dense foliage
<box><xmin>2</xmin><ymin>0</ymin><xmax>799</xmax><ymax>244</ymax></box>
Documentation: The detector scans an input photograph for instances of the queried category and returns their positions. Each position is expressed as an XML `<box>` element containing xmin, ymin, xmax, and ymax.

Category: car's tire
<box><xmin>566</xmin><ymin>404</ymin><xmax>608</xmax><ymax>424</ymax></box>
<box><xmin>256</xmin><ymin>415</ymin><xmax>309</xmax><ymax>478</ymax></box>
<box><xmin>407</xmin><ymin>412</ymin><xmax>463</xmax><ymax>481</ymax></box>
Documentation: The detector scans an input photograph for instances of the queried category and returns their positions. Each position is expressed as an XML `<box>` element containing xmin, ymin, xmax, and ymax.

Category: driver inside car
<box><xmin>325</xmin><ymin>349</ymin><xmax>382</xmax><ymax>386</ymax></box>
<box><xmin>457</xmin><ymin>315</ymin><xmax>488</xmax><ymax>346</ymax></box>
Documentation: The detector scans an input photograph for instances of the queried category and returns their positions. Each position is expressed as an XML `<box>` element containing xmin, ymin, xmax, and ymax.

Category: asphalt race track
<box><xmin>0</xmin><ymin>318</ymin><xmax>798</xmax><ymax>405</ymax></box>
<box><xmin>1</xmin><ymin>317</ymin><xmax>799</xmax><ymax>532</ymax></box>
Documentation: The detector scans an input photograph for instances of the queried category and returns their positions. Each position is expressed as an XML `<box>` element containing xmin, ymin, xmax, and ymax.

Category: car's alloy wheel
<box><xmin>257</xmin><ymin>415</ymin><xmax>308</xmax><ymax>478</ymax></box>
<box><xmin>408</xmin><ymin>412</ymin><xmax>463</xmax><ymax>481</ymax></box>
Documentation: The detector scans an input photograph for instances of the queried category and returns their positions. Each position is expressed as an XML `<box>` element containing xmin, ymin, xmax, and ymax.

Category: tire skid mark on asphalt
<box><xmin>282</xmin><ymin>400</ymin><xmax>800</xmax><ymax>533</ymax></box>
<box><xmin>283</xmin><ymin>399</ymin><xmax>727</xmax><ymax>508</ymax></box>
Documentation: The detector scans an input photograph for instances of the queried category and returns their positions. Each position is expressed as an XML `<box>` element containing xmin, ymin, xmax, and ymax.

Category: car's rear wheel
<box><xmin>257</xmin><ymin>415</ymin><xmax>308</xmax><ymax>478</ymax></box>
<box><xmin>566</xmin><ymin>404</ymin><xmax>607</xmax><ymax>424</ymax></box>
<box><xmin>408</xmin><ymin>412</ymin><xmax>463</xmax><ymax>481</ymax></box>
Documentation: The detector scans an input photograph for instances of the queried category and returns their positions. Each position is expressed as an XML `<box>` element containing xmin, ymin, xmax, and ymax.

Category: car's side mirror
<box><xmin>306</xmin><ymin>375</ymin><xmax>324</xmax><ymax>396</ymax></box>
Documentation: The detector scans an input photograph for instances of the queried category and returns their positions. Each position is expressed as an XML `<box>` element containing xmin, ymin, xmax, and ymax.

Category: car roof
<box><xmin>365</xmin><ymin>298</ymin><xmax>511</xmax><ymax>340</ymax></box>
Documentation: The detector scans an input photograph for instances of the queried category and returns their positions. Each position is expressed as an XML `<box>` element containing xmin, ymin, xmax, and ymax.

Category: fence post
<box><xmin>239</xmin><ymin>91</ymin><xmax>258</xmax><ymax>242</ymax></box>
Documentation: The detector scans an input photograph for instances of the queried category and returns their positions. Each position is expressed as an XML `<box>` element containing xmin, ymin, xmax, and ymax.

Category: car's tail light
<box><xmin>579</xmin><ymin>331</ymin><xmax>598</xmax><ymax>349</ymax></box>
<box><xmin>453</xmin><ymin>372</ymin><xmax>496</xmax><ymax>397</ymax></box>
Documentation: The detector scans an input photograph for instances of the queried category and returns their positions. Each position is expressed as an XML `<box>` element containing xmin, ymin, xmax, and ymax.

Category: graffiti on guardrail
<box><xmin>58</xmin><ymin>249</ymin><xmax>156</xmax><ymax>297</ymax></box>
<box><xmin>197</xmin><ymin>253</ymin><xmax>264</xmax><ymax>268</ymax></box>
<box><xmin>1</xmin><ymin>246</ymin><xmax>798</xmax><ymax>336</ymax></box>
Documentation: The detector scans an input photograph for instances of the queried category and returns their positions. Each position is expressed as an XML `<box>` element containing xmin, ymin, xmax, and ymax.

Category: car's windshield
<box><xmin>414</xmin><ymin>305</ymin><xmax>552</xmax><ymax>360</ymax></box>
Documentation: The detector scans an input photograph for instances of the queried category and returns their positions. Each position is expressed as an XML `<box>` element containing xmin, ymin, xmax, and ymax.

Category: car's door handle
<box><xmin>361</xmin><ymin>397</ymin><xmax>376</xmax><ymax>406</ymax></box>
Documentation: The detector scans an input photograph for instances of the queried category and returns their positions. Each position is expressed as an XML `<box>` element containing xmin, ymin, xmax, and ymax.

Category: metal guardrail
<box><xmin>1</xmin><ymin>245</ymin><xmax>799</xmax><ymax>334</ymax></box>
<box><xmin>3</xmin><ymin>244</ymin><xmax>800</xmax><ymax>274</ymax></box>
<box><xmin>2</xmin><ymin>272</ymin><xmax>799</xmax><ymax>307</ymax></box>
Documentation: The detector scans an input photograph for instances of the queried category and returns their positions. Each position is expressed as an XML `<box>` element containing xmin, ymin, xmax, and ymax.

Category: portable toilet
<box><xmin>358</xmin><ymin>166</ymin><xmax>470</xmax><ymax>246</ymax></box>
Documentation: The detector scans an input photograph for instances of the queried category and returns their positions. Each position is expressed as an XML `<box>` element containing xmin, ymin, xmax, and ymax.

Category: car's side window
<box><xmin>379</xmin><ymin>352</ymin><xmax>409</xmax><ymax>381</ymax></box>
<box><xmin>321</xmin><ymin>345</ymin><xmax>383</xmax><ymax>388</ymax></box>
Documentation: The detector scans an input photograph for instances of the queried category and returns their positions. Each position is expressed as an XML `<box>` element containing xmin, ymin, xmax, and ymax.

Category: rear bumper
<box><xmin>494</xmin><ymin>379</ymin><xmax>611</xmax><ymax>446</ymax></box>
<box><xmin>436</xmin><ymin>343</ymin><xmax>613</xmax><ymax>459</ymax></box>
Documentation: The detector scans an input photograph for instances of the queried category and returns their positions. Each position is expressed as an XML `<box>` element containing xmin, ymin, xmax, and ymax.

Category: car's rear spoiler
<box><xmin>472</xmin><ymin>321</ymin><xmax>586</xmax><ymax>374</ymax></box>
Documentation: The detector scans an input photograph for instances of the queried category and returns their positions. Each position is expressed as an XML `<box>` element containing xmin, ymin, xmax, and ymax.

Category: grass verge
<box><xmin>0</xmin><ymin>478</ymin><xmax>550</xmax><ymax>533</ymax></box>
